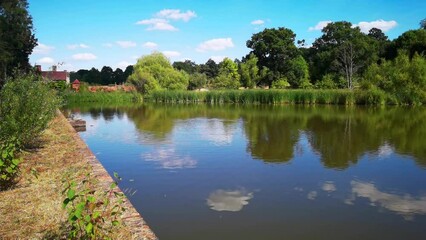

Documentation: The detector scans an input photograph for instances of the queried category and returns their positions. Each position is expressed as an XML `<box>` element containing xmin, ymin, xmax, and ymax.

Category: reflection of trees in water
<box><xmin>243</xmin><ymin>115</ymin><xmax>301</xmax><ymax>163</ymax></box>
<box><xmin>307</xmin><ymin>107</ymin><xmax>426</xmax><ymax>168</ymax></box>
<box><xmin>306</xmin><ymin>109</ymin><xmax>383</xmax><ymax>169</ymax></box>
<box><xmin>72</xmin><ymin>103</ymin><xmax>426</xmax><ymax>168</ymax></box>
<box><xmin>126</xmin><ymin>104</ymin><xmax>241</xmax><ymax>143</ymax></box>
<box><xmin>88</xmin><ymin>108</ymin><xmax>101</xmax><ymax>120</ymax></box>
<box><xmin>381</xmin><ymin>107</ymin><xmax>426</xmax><ymax>167</ymax></box>
<box><xmin>242</xmin><ymin>105</ymin><xmax>426</xmax><ymax>169</ymax></box>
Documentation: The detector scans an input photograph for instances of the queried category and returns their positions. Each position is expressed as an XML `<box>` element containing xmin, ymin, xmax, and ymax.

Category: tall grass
<box><xmin>146</xmin><ymin>89</ymin><xmax>393</xmax><ymax>105</ymax></box>
<box><xmin>63</xmin><ymin>91</ymin><xmax>143</xmax><ymax>103</ymax></box>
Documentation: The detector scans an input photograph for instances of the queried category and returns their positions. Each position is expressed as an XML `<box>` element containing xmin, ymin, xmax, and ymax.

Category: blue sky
<box><xmin>28</xmin><ymin>0</ymin><xmax>426</xmax><ymax>72</ymax></box>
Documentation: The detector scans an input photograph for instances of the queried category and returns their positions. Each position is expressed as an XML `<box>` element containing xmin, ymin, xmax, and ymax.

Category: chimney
<box><xmin>52</xmin><ymin>65</ymin><xmax>57</xmax><ymax>72</ymax></box>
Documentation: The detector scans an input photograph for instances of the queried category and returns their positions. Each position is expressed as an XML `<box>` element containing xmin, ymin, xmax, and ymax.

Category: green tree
<box><xmin>113</xmin><ymin>68</ymin><xmax>125</xmax><ymax>84</ymax></box>
<box><xmin>286</xmin><ymin>55</ymin><xmax>312</xmax><ymax>88</ymax></box>
<box><xmin>368</xmin><ymin>28</ymin><xmax>388</xmax><ymax>42</ymax></box>
<box><xmin>100</xmin><ymin>66</ymin><xmax>114</xmax><ymax>85</ymax></box>
<box><xmin>363</xmin><ymin>51</ymin><xmax>426</xmax><ymax>104</ymax></box>
<box><xmin>391</xmin><ymin>29</ymin><xmax>426</xmax><ymax>59</ymax></box>
<box><xmin>83</xmin><ymin>68</ymin><xmax>101</xmax><ymax>85</ymax></box>
<box><xmin>188</xmin><ymin>73</ymin><xmax>207</xmax><ymax>90</ymax></box>
<box><xmin>200</xmin><ymin>59</ymin><xmax>219</xmax><ymax>79</ymax></box>
<box><xmin>246</xmin><ymin>27</ymin><xmax>300</xmax><ymax>86</ymax></box>
<box><xmin>173</xmin><ymin>60</ymin><xmax>199</xmax><ymax>74</ymax></box>
<box><xmin>239</xmin><ymin>54</ymin><xmax>268</xmax><ymax>88</ymax></box>
<box><xmin>312</xmin><ymin>21</ymin><xmax>374</xmax><ymax>89</ymax></box>
<box><xmin>212</xmin><ymin>58</ymin><xmax>241</xmax><ymax>89</ymax></box>
<box><xmin>128</xmin><ymin>52</ymin><xmax>189</xmax><ymax>93</ymax></box>
<box><xmin>368</xmin><ymin>28</ymin><xmax>390</xmax><ymax>62</ymax></box>
<box><xmin>124</xmin><ymin>65</ymin><xmax>134</xmax><ymax>81</ymax></box>
<box><xmin>0</xmin><ymin>0</ymin><xmax>37</xmax><ymax>83</ymax></box>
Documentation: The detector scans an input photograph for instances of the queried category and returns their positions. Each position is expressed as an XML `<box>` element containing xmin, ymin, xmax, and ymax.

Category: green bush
<box><xmin>271</xmin><ymin>78</ymin><xmax>290</xmax><ymax>89</ymax></box>
<box><xmin>0</xmin><ymin>73</ymin><xmax>61</xmax><ymax>148</ymax></box>
<box><xmin>48</xmin><ymin>80</ymin><xmax>68</xmax><ymax>92</ymax></box>
<box><xmin>363</xmin><ymin>52</ymin><xmax>426</xmax><ymax>105</ymax></box>
<box><xmin>62</xmin><ymin>172</ymin><xmax>126</xmax><ymax>239</ymax></box>
<box><xmin>0</xmin><ymin>141</ymin><xmax>21</xmax><ymax>190</ymax></box>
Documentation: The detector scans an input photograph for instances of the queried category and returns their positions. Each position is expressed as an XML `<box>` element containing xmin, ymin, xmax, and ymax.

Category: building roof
<box><xmin>41</xmin><ymin>71</ymin><xmax>68</xmax><ymax>81</ymax></box>
<box><xmin>72</xmin><ymin>79</ymin><xmax>80</xmax><ymax>84</ymax></box>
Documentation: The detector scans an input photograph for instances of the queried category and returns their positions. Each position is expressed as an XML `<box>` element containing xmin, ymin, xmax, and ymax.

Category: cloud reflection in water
<box><xmin>348</xmin><ymin>180</ymin><xmax>426</xmax><ymax>219</ymax></box>
<box><xmin>142</xmin><ymin>147</ymin><xmax>197</xmax><ymax>169</ymax></box>
<box><xmin>207</xmin><ymin>189</ymin><xmax>254</xmax><ymax>212</ymax></box>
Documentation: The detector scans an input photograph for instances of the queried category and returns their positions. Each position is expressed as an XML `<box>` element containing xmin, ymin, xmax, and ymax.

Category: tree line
<box><xmin>70</xmin><ymin>65</ymin><xmax>134</xmax><ymax>85</ymax></box>
<box><xmin>124</xmin><ymin>19</ymin><xmax>426</xmax><ymax>104</ymax></box>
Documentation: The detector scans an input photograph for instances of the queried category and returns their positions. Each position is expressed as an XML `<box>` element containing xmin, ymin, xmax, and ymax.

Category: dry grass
<box><xmin>0</xmin><ymin>113</ymin><xmax>134</xmax><ymax>239</ymax></box>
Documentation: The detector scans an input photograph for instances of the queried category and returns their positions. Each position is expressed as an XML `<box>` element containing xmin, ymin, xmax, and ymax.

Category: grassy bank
<box><xmin>147</xmin><ymin>89</ymin><xmax>405</xmax><ymax>105</ymax></box>
<box><xmin>0</xmin><ymin>113</ymin><xmax>134</xmax><ymax>239</ymax></box>
<box><xmin>63</xmin><ymin>91</ymin><xmax>143</xmax><ymax>104</ymax></box>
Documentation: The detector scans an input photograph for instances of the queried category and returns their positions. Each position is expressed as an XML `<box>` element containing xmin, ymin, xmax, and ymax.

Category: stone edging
<box><xmin>59</xmin><ymin>111</ymin><xmax>158</xmax><ymax>240</ymax></box>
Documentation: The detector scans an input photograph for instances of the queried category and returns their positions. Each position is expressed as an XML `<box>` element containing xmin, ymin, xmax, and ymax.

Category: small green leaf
<box><xmin>93</xmin><ymin>211</ymin><xmax>100</xmax><ymax>219</ymax></box>
<box><xmin>112</xmin><ymin>220</ymin><xmax>119</xmax><ymax>226</ymax></box>
<box><xmin>75</xmin><ymin>202</ymin><xmax>85</xmax><ymax>218</ymax></box>
<box><xmin>85</xmin><ymin>222</ymin><xmax>93</xmax><ymax>234</ymax></box>
<box><xmin>12</xmin><ymin>158</ymin><xmax>20</xmax><ymax>165</ymax></box>
<box><xmin>67</xmin><ymin>189</ymin><xmax>75</xmax><ymax>199</ymax></box>
<box><xmin>87</xmin><ymin>196</ymin><xmax>95</xmax><ymax>203</ymax></box>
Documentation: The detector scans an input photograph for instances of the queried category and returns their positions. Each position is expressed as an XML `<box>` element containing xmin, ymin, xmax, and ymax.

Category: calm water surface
<box><xmin>66</xmin><ymin>104</ymin><xmax>426</xmax><ymax>240</ymax></box>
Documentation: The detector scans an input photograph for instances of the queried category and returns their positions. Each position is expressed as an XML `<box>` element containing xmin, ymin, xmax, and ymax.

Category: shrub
<box><xmin>62</xmin><ymin>172</ymin><xmax>126</xmax><ymax>239</ymax></box>
<box><xmin>315</xmin><ymin>74</ymin><xmax>337</xmax><ymax>89</ymax></box>
<box><xmin>0</xmin><ymin>141</ymin><xmax>21</xmax><ymax>190</ymax></box>
<box><xmin>363</xmin><ymin>52</ymin><xmax>426</xmax><ymax>105</ymax></box>
<box><xmin>271</xmin><ymin>78</ymin><xmax>291</xmax><ymax>89</ymax></box>
<box><xmin>0</xmin><ymin>73</ymin><xmax>61</xmax><ymax>148</ymax></box>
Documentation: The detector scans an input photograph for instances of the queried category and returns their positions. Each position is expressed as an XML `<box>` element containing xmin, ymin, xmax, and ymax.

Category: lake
<box><xmin>66</xmin><ymin>103</ymin><xmax>426</xmax><ymax>240</ymax></box>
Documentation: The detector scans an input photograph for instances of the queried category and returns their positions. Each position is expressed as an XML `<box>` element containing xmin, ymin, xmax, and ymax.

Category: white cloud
<box><xmin>322</xmin><ymin>181</ymin><xmax>337</xmax><ymax>193</ymax></box>
<box><xmin>162</xmin><ymin>51</ymin><xmax>181</xmax><ymax>58</ymax></box>
<box><xmin>143</xmin><ymin>41</ymin><xmax>158</xmax><ymax>49</ymax></box>
<box><xmin>207</xmin><ymin>189</ymin><xmax>254</xmax><ymax>212</ymax></box>
<box><xmin>354</xmin><ymin>19</ymin><xmax>397</xmax><ymax>33</ymax></box>
<box><xmin>67</xmin><ymin>43</ymin><xmax>90</xmax><ymax>50</ymax></box>
<box><xmin>102</xmin><ymin>43</ymin><xmax>113</xmax><ymax>48</ymax></box>
<box><xmin>196</xmin><ymin>38</ymin><xmax>234</xmax><ymax>52</ymax></box>
<box><xmin>72</xmin><ymin>53</ymin><xmax>97</xmax><ymax>61</ymax></box>
<box><xmin>33</xmin><ymin>43</ymin><xmax>55</xmax><ymax>55</ymax></box>
<box><xmin>136</xmin><ymin>18</ymin><xmax>178</xmax><ymax>31</ymax></box>
<box><xmin>116</xmin><ymin>41</ymin><xmax>137</xmax><ymax>48</ymax></box>
<box><xmin>37</xmin><ymin>57</ymin><xmax>55</xmax><ymax>64</ymax></box>
<box><xmin>117</xmin><ymin>61</ymin><xmax>132</xmax><ymax>70</ymax></box>
<box><xmin>308</xmin><ymin>20</ymin><xmax>332</xmax><ymax>31</ymax></box>
<box><xmin>251</xmin><ymin>19</ymin><xmax>265</xmax><ymax>25</ymax></box>
<box><xmin>61</xmin><ymin>63</ymin><xmax>75</xmax><ymax>72</ymax></box>
<box><xmin>156</xmin><ymin>9</ymin><xmax>196</xmax><ymax>22</ymax></box>
<box><xmin>210</xmin><ymin>56</ymin><xmax>227</xmax><ymax>63</ymax></box>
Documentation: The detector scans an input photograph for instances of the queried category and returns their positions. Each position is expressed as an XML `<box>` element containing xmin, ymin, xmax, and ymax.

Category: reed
<box><xmin>147</xmin><ymin>89</ymin><xmax>392</xmax><ymax>105</ymax></box>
